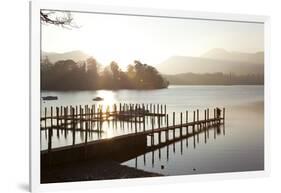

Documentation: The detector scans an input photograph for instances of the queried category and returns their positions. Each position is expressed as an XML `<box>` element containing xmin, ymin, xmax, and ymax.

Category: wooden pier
<box><xmin>41</xmin><ymin>103</ymin><xmax>225</xmax><ymax>167</ymax></box>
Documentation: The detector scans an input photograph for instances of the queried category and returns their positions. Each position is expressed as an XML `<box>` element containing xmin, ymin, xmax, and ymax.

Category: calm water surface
<box><xmin>41</xmin><ymin>85</ymin><xmax>264</xmax><ymax>175</ymax></box>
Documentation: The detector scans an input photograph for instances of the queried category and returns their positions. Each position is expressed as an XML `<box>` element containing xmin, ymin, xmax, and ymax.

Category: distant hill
<box><xmin>42</xmin><ymin>50</ymin><xmax>90</xmax><ymax>63</ymax></box>
<box><xmin>158</xmin><ymin>49</ymin><xmax>264</xmax><ymax>75</ymax></box>
<box><xmin>164</xmin><ymin>72</ymin><xmax>264</xmax><ymax>85</ymax></box>
<box><xmin>201</xmin><ymin>48</ymin><xmax>264</xmax><ymax>64</ymax></box>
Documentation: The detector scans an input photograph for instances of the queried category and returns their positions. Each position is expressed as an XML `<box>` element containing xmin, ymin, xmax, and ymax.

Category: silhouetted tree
<box><xmin>40</xmin><ymin>10</ymin><xmax>78</xmax><ymax>28</ymax></box>
<box><xmin>41</xmin><ymin>58</ymin><xmax>169</xmax><ymax>90</ymax></box>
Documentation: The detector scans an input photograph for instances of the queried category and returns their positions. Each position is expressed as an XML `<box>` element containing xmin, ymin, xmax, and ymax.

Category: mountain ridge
<box><xmin>42</xmin><ymin>50</ymin><xmax>90</xmax><ymax>63</ymax></box>
<box><xmin>41</xmin><ymin>49</ymin><xmax>264</xmax><ymax>75</ymax></box>
<box><xmin>158</xmin><ymin>49</ymin><xmax>264</xmax><ymax>75</ymax></box>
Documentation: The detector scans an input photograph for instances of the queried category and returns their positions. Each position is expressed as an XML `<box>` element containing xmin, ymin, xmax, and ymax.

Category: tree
<box><xmin>86</xmin><ymin>57</ymin><xmax>98</xmax><ymax>75</ymax></box>
<box><xmin>86</xmin><ymin>57</ymin><xmax>99</xmax><ymax>89</ymax></box>
<box><xmin>110</xmin><ymin>61</ymin><xmax>120</xmax><ymax>78</ymax></box>
<box><xmin>40</xmin><ymin>10</ymin><xmax>78</xmax><ymax>28</ymax></box>
<box><xmin>41</xmin><ymin>58</ymin><xmax>169</xmax><ymax>90</ymax></box>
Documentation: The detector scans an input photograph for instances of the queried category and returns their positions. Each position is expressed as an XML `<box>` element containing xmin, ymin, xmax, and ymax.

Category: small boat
<box><xmin>92</xmin><ymin>97</ymin><xmax>104</xmax><ymax>101</ymax></box>
<box><xmin>42</xmin><ymin>96</ymin><xmax>58</xmax><ymax>100</ymax></box>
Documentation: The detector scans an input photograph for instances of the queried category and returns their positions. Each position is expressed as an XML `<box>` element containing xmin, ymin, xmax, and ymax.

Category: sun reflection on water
<box><xmin>94</xmin><ymin>90</ymin><xmax>118</xmax><ymax>111</ymax></box>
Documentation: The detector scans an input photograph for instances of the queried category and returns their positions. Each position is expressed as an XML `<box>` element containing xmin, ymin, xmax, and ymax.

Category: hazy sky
<box><xmin>42</xmin><ymin>11</ymin><xmax>264</xmax><ymax>68</ymax></box>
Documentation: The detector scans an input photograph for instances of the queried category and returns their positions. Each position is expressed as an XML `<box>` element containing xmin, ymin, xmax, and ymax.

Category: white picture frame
<box><xmin>29</xmin><ymin>1</ymin><xmax>270</xmax><ymax>192</ymax></box>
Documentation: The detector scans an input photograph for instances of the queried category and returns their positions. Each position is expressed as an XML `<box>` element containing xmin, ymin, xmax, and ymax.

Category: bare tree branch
<box><xmin>40</xmin><ymin>11</ymin><xmax>79</xmax><ymax>29</ymax></box>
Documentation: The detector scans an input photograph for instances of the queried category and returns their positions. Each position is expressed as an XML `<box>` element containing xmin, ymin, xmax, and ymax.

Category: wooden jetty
<box><xmin>41</xmin><ymin>103</ymin><xmax>225</xmax><ymax>167</ymax></box>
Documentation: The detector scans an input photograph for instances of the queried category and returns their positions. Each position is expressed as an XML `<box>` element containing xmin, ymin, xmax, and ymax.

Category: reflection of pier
<box><xmin>41</xmin><ymin>104</ymin><xmax>225</xmax><ymax>167</ymax></box>
<box><xmin>132</xmin><ymin>123</ymin><xmax>225</xmax><ymax>169</ymax></box>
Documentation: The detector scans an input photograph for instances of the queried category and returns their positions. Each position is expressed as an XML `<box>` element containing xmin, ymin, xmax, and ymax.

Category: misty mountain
<box><xmin>158</xmin><ymin>50</ymin><xmax>264</xmax><ymax>75</ymax></box>
<box><xmin>201</xmin><ymin>48</ymin><xmax>264</xmax><ymax>64</ymax></box>
<box><xmin>164</xmin><ymin>72</ymin><xmax>263</xmax><ymax>85</ymax></box>
<box><xmin>42</xmin><ymin>50</ymin><xmax>90</xmax><ymax>63</ymax></box>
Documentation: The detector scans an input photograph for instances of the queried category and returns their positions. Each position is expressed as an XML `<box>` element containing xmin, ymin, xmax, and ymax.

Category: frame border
<box><xmin>29</xmin><ymin>1</ymin><xmax>270</xmax><ymax>192</ymax></box>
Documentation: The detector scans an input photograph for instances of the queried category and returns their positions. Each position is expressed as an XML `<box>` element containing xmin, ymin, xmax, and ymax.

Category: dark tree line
<box><xmin>41</xmin><ymin>57</ymin><xmax>169</xmax><ymax>90</ymax></box>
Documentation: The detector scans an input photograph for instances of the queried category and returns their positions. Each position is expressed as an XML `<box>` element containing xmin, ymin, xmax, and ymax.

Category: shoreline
<box><xmin>41</xmin><ymin>84</ymin><xmax>264</xmax><ymax>92</ymax></box>
<box><xmin>41</xmin><ymin>159</ymin><xmax>163</xmax><ymax>184</ymax></box>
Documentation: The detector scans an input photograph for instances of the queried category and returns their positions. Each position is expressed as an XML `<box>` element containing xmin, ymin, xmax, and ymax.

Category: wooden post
<box><xmin>158</xmin><ymin>131</ymin><xmax>161</xmax><ymax>145</ymax></box>
<box><xmin>164</xmin><ymin>104</ymin><xmax>167</xmax><ymax>123</ymax></box>
<box><xmin>160</xmin><ymin>104</ymin><xmax>163</xmax><ymax>125</ymax></box>
<box><xmin>86</xmin><ymin>107</ymin><xmax>90</xmax><ymax>141</ymax></box>
<box><xmin>214</xmin><ymin>108</ymin><xmax>216</xmax><ymax>125</ymax></box>
<box><xmin>143</xmin><ymin>112</ymin><xmax>146</xmax><ymax>132</ymax></box>
<box><xmin>166</xmin><ymin>114</ymin><xmax>169</xmax><ymax>142</ymax></box>
<box><xmin>157</xmin><ymin>104</ymin><xmax>159</xmax><ymax>115</ymax></box>
<box><xmin>139</xmin><ymin>104</ymin><xmax>142</xmax><ymax>128</ymax></box>
<box><xmin>193</xmin><ymin>111</ymin><xmax>196</xmax><ymax>149</ymax></box>
<box><xmin>134</xmin><ymin>104</ymin><xmax>138</xmax><ymax>130</ymax></box>
<box><xmin>85</xmin><ymin>105</ymin><xmax>87</xmax><ymax>120</ymax></box>
<box><xmin>85</xmin><ymin>122</ymin><xmax>88</xmax><ymax>144</ymax></box>
<box><xmin>196</xmin><ymin>109</ymin><xmax>199</xmax><ymax>142</ymax></box>
<box><xmin>152</xmin><ymin>117</ymin><xmax>154</xmax><ymax>146</ymax></box>
<box><xmin>204</xmin><ymin>109</ymin><xmax>207</xmax><ymax>127</ymax></box>
<box><xmin>72</xmin><ymin>107</ymin><xmax>75</xmax><ymax>145</ymax></box>
<box><xmin>135</xmin><ymin>105</ymin><xmax>137</xmax><ymax>133</ymax></box>
<box><xmin>158</xmin><ymin>113</ymin><xmax>161</xmax><ymax>128</ymax></box>
<box><xmin>63</xmin><ymin>107</ymin><xmax>66</xmax><ymax>129</ymax></box>
<box><xmin>78</xmin><ymin>106</ymin><xmax>81</xmax><ymax>129</ymax></box>
<box><xmin>152</xmin><ymin>116</ymin><xmax>154</xmax><ymax>131</ymax></box>
<box><xmin>90</xmin><ymin>105</ymin><xmax>93</xmax><ymax>129</ymax></box>
<box><xmin>74</xmin><ymin>105</ymin><xmax>77</xmax><ymax>121</ymax></box>
<box><xmin>173</xmin><ymin>112</ymin><xmax>175</xmax><ymax>139</ymax></box>
<box><xmin>99</xmin><ymin>108</ymin><xmax>102</xmax><ymax>131</ymax></box>
<box><xmin>193</xmin><ymin>111</ymin><xmax>195</xmax><ymax>133</ymax></box>
<box><xmin>180</xmin><ymin>112</ymin><xmax>183</xmax><ymax>137</ymax></box>
<box><xmin>67</xmin><ymin>106</ymin><xmax>69</xmax><ymax>129</ymax></box>
<box><xmin>50</xmin><ymin>106</ymin><xmax>53</xmax><ymax>130</ymax></box>
<box><xmin>207</xmin><ymin>108</ymin><xmax>209</xmax><ymax>137</ymax></box>
<box><xmin>44</xmin><ymin>107</ymin><xmax>47</xmax><ymax>129</ymax></box>
<box><xmin>142</xmin><ymin>103</ymin><xmax>145</xmax><ymax>122</ymax></box>
<box><xmin>82</xmin><ymin>108</ymin><xmax>85</xmax><ymax>130</ymax></box>
<box><xmin>60</xmin><ymin>106</ymin><xmax>63</xmax><ymax>126</ymax></box>
<box><xmin>48</xmin><ymin>106</ymin><xmax>53</xmax><ymax>151</ymax></box>
<box><xmin>207</xmin><ymin>108</ymin><xmax>209</xmax><ymax>127</ymax></box>
<box><xmin>186</xmin><ymin>110</ymin><xmax>188</xmax><ymax>135</ymax></box>
<box><xmin>223</xmin><ymin>107</ymin><xmax>225</xmax><ymax>123</ymax></box>
<box><xmin>48</xmin><ymin>124</ymin><xmax>52</xmax><ymax>152</ymax></box>
<box><xmin>55</xmin><ymin>107</ymin><xmax>60</xmax><ymax>137</ymax></box>
<box><xmin>204</xmin><ymin>109</ymin><xmax>207</xmax><ymax>143</ymax></box>
<box><xmin>130</xmin><ymin>104</ymin><xmax>133</xmax><ymax>129</ymax></box>
<box><xmin>56</xmin><ymin>107</ymin><xmax>59</xmax><ymax>128</ymax></box>
<box><xmin>197</xmin><ymin>109</ymin><xmax>199</xmax><ymax>130</ymax></box>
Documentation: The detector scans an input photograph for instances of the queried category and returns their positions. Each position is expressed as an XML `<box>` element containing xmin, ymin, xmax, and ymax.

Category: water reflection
<box><xmin>123</xmin><ymin>123</ymin><xmax>226</xmax><ymax>174</ymax></box>
<box><xmin>94</xmin><ymin>90</ymin><xmax>117</xmax><ymax>111</ymax></box>
<box><xmin>41</xmin><ymin>86</ymin><xmax>264</xmax><ymax>174</ymax></box>
<box><xmin>40</xmin><ymin>103</ymin><xmax>223</xmax><ymax>153</ymax></box>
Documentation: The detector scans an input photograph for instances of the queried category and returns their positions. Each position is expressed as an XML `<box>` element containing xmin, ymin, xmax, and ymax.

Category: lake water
<box><xmin>41</xmin><ymin>85</ymin><xmax>264</xmax><ymax>175</ymax></box>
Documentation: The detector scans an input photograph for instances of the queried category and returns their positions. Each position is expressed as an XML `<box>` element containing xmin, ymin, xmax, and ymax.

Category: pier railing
<box><xmin>40</xmin><ymin>103</ymin><xmax>225</xmax><ymax>167</ymax></box>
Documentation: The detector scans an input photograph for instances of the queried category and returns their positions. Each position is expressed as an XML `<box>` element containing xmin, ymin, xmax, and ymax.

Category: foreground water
<box><xmin>41</xmin><ymin>85</ymin><xmax>264</xmax><ymax>175</ymax></box>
